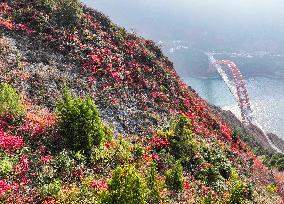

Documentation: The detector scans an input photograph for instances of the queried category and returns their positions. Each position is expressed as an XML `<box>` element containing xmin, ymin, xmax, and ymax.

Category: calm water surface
<box><xmin>184</xmin><ymin>77</ymin><xmax>284</xmax><ymax>139</ymax></box>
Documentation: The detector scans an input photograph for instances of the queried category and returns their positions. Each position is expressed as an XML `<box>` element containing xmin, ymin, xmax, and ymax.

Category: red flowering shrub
<box><xmin>19</xmin><ymin>108</ymin><xmax>56</xmax><ymax>138</ymax></box>
<box><xmin>20</xmin><ymin>121</ymin><xmax>44</xmax><ymax>137</ymax></box>
<box><xmin>42</xmin><ymin>197</ymin><xmax>57</xmax><ymax>204</ymax></box>
<box><xmin>25</xmin><ymin>109</ymin><xmax>56</xmax><ymax>129</ymax></box>
<box><xmin>90</xmin><ymin>179</ymin><xmax>107</xmax><ymax>191</ymax></box>
<box><xmin>0</xmin><ymin>19</ymin><xmax>14</xmax><ymax>30</ymax></box>
<box><xmin>16</xmin><ymin>23</ymin><xmax>34</xmax><ymax>34</ymax></box>
<box><xmin>0</xmin><ymin>130</ymin><xmax>24</xmax><ymax>152</ymax></box>
<box><xmin>14</xmin><ymin>154</ymin><xmax>30</xmax><ymax>175</ymax></box>
<box><xmin>0</xmin><ymin>3</ymin><xmax>11</xmax><ymax>14</ymax></box>
<box><xmin>183</xmin><ymin>180</ymin><xmax>190</xmax><ymax>190</ymax></box>
<box><xmin>0</xmin><ymin>180</ymin><xmax>17</xmax><ymax>198</ymax></box>
<box><xmin>40</xmin><ymin>155</ymin><xmax>53</xmax><ymax>164</ymax></box>
<box><xmin>221</xmin><ymin>123</ymin><xmax>232</xmax><ymax>140</ymax></box>
<box><xmin>150</xmin><ymin>137</ymin><xmax>170</xmax><ymax>150</ymax></box>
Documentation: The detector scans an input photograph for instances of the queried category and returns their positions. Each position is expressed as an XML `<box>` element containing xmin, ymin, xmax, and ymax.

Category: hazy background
<box><xmin>82</xmin><ymin>0</ymin><xmax>284</xmax><ymax>52</ymax></box>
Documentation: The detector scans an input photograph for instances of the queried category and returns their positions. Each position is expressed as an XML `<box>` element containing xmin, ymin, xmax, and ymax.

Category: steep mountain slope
<box><xmin>209</xmin><ymin>105</ymin><xmax>283</xmax><ymax>153</ymax></box>
<box><xmin>0</xmin><ymin>0</ymin><xmax>284</xmax><ymax>203</ymax></box>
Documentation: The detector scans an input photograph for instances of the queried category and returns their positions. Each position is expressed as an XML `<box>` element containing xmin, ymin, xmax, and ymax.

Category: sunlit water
<box><xmin>184</xmin><ymin>76</ymin><xmax>284</xmax><ymax>139</ymax></box>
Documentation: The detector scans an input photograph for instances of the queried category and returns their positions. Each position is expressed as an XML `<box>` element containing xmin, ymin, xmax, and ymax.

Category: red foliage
<box><xmin>0</xmin><ymin>180</ymin><xmax>13</xmax><ymax>198</ymax></box>
<box><xmin>16</xmin><ymin>23</ymin><xmax>34</xmax><ymax>34</ymax></box>
<box><xmin>37</xmin><ymin>145</ymin><xmax>46</xmax><ymax>155</ymax></box>
<box><xmin>42</xmin><ymin>197</ymin><xmax>57</xmax><ymax>204</ymax></box>
<box><xmin>152</xmin><ymin>154</ymin><xmax>160</xmax><ymax>161</ymax></box>
<box><xmin>90</xmin><ymin>179</ymin><xmax>107</xmax><ymax>191</ymax></box>
<box><xmin>20</xmin><ymin>108</ymin><xmax>56</xmax><ymax>137</ymax></box>
<box><xmin>0</xmin><ymin>19</ymin><xmax>14</xmax><ymax>30</ymax></box>
<box><xmin>0</xmin><ymin>3</ymin><xmax>11</xmax><ymax>14</ymax></box>
<box><xmin>0</xmin><ymin>180</ymin><xmax>17</xmax><ymax>197</ymax></box>
<box><xmin>104</xmin><ymin>141</ymin><xmax>114</xmax><ymax>149</ymax></box>
<box><xmin>67</xmin><ymin>34</ymin><xmax>81</xmax><ymax>43</ymax></box>
<box><xmin>40</xmin><ymin>155</ymin><xmax>53</xmax><ymax>164</ymax></box>
<box><xmin>221</xmin><ymin>123</ymin><xmax>232</xmax><ymax>140</ymax></box>
<box><xmin>183</xmin><ymin>180</ymin><xmax>190</xmax><ymax>190</ymax></box>
<box><xmin>0</xmin><ymin>129</ymin><xmax>24</xmax><ymax>152</ymax></box>
<box><xmin>1</xmin><ymin>1</ymin><xmax>282</xmax><ymax>201</ymax></box>
<box><xmin>150</xmin><ymin>137</ymin><xmax>170</xmax><ymax>150</ymax></box>
<box><xmin>15</xmin><ymin>154</ymin><xmax>30</xmax><ymax>174</ymax></box>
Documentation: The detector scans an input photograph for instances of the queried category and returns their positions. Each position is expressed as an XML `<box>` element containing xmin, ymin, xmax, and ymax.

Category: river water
<box><xmin>184</xmin><ymin>76</ymin><xmax>284</xmax><ymax>139</ymax></box>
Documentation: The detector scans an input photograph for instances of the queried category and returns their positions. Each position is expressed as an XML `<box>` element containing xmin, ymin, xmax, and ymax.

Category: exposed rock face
<box><xmin>209</xmin><ymin>104</ymin><xmax>284</xmax><ymax>153</ymax></box>
<box><xmin>268</xmin><ymin>133</ymin><xmax>284</xmax><ymax>152</ymax></box>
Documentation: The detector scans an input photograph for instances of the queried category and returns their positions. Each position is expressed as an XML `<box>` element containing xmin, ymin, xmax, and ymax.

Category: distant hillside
<box><xmin>0</xmin><ymin>0</ymin><xmax>283</xmax><ymax>203</ymax></box>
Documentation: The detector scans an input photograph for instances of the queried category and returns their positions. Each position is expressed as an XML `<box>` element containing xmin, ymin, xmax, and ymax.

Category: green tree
<box><xmin>103</xmin><ymin>165</ymin><xmax>148</xmax><ymax>204</ymax></box>
<box><xmin>54</xmin><ymin>0</ymin><xmax>83</xmax><ymax>28</ymax></box>
<box><xmin>147</xmin><ymin>162</ymin><xmax>161</xmax><ymax>204</ymax></box>
<box><xmin>0</xmin><ymin>83</ymin><xmax>24</xmax><ymax>117</ymax></box>
<box><xmin>169</xmin><ymin>115</ymin><xmax>199</xmax><ymax>167</ymax></box>
<box><xmin>165</xmin><ymin>161</ymin><xmax>184</xmax><ymax>192</ymax></box>
<box><xmin>57</xmin><ymin>90</ymin><xmax>105</xmax><ymax>156</ymax></box>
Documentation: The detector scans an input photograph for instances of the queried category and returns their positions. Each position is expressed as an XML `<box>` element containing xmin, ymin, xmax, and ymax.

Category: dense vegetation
<box><xmin>0</xmin><ymin>0</ymin><xmax>284</xmax><ymax>203</ymax></box>
<box><xmin>264</xmin><ymin>153</ymin><xmax>284</xmax><ymax>172</ymax></box>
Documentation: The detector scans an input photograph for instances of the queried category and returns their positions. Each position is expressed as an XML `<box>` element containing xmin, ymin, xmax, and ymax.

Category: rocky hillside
<box><xmin>209</xmin><ymin>105</ymin><xmax>284</xmax><ymax>153</ymax></box>
<box><xmin>0</xmin><ymin>0</ymin><xmax>284</xmax><ymax>203</ymax></box>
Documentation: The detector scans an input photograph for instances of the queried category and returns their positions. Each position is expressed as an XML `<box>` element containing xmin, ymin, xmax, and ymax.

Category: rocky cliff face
<box><xmin>210</xmin><ymin>104</ymin><xmax>284</xmax><ymax>153</ymax></box>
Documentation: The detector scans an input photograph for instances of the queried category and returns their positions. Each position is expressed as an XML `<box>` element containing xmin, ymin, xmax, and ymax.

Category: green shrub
<box><xmin>37</xmin><ymin>0</ymin><xmax>55</xmax><ymax>13</ymax></box>
<box><xmin>228</xmin><ymin>180</ymin><xmax>253</xmax><ymax>204</ymax></box>
<box><xmin>103</xmin><ymin>123</ymin><xmax>114</xmax><ymax>141</ymax></box>
<box><xmin>57</xmin><ymin>90</ymin><xmax>105</xmax><ymax>156</ymax></box>
<box><xmin>147</xmin><ymin>162</ymin><xmax>161</xmax><ymax>204</ymax></box>
<box><xmin>41</xmin><ymin>179</ymin><xmax>63</xmax><ymax>198</ymax></box>
<box><xmin>169</xmin><ymin>115</ymin><xmax>199</xmax><ymax>167</ymax></box>
<box><xmin>102</xmin><ymin>165</ymin><xmax>148</xmax><ymax>204</ymax></box>
<box><xmin>228</xmin><ymin>171</ymin><xmax>254</xmax><ymax>204</ymax></box>
<box><xmin>133</xmin><ymin>145</ymin><xmax>144</xmax><ymax>159</ymax></box>
<box><xmin>55</xmin><ymin>150</ymin><xmax>75</xmax><ymax>173</ymax></box>
<box><xmin>57</xmin><ymin>185</ymin><xmax>97</xmax><ymax>204</ymax></box>
<box><xmin>264</xmin><ymin>153</ymin><xmax>284</xmax><ymax>171</ymax></box>
<box><xmin>73</xmin><ymin>151</ymin><xmax>87</xmax><ymax>162</ymax></box>
<box><xmin>197</xmin><ymin>165</ymin><xmax>222</xmax><ymax>185</ymax></box>
<box><xmin>165</xmin><ymin>161</ymin><xmax>184</xmax><ymax>192</ymax></box>
<box><xmin>0</xmin><ymin>83</ymin><xmax>24</xmax><ymax>117</ymax></box>
<box><xmin>266</xmin><ymin>184</ymin><xmax>277</xmax><ymax>194</ymax></box>
<box><xmin>111</xmin><ymin>136</ymin><xmax>133</xmax><ymax>163</ymax></box>
<box><xmin>203</xmin><ymin>193</ymin><xmax>216</xmax><ymax>204</ymax></box>
<box><xmin>156</xmin><ymin>150</ymin><xmax>176</xmax><ymax>172</ymax></box>
<box><xmin>231</xmin><ymin>128</ymin><xmax>258</xmax><ymax>150</ymax></box>
<box><xmin>91</xmin><ymin>136</ymin><xmax>133</xmax><ymax>166</ymax></box>
<box><xmin>0</xmin><ymin>155</ymin><xmax>14</xmax><ymax>178</ymax></box>
<box><xmin>196</xmin><ymin>147</ymin><xmax>232</xmax><ymax>192</ymax></box>
<box><xmin>54</xmin><ymin>0</ymin><xmax>83</xmax><ymax>28</ymax></box>
<box><xmin>202</xmin><ymin>148</ymin><xmax>232</xmax><ymax>180</ymax></box>
<box><xmin>276</xmin><ymin>158</ymin><xmax>284</xmax><ymax>171</ymax></box>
